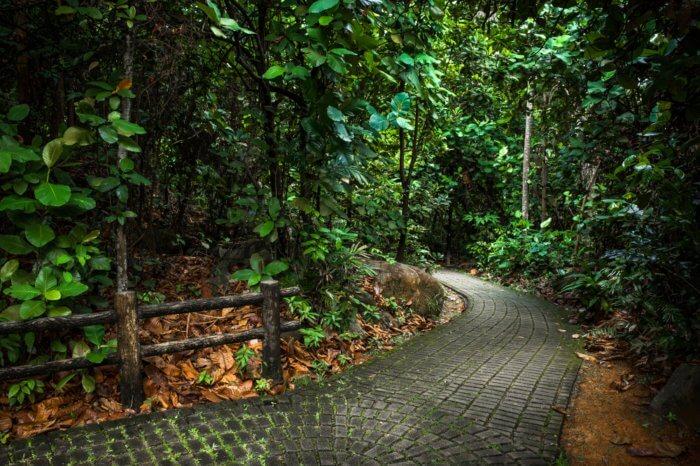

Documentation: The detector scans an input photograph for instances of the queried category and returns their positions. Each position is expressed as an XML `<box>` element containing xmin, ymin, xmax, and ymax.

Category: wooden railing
<box><xmin>0</xmin><ymin>280</ymin><xmax>301</xmax><ymax>408</ymax></box>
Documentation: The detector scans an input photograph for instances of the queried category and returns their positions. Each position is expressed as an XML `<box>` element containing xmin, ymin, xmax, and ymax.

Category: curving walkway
<box><xmin>2</xmin><ymin>270</ymin><xmax>580</xmax><ymax>465</ymax></box>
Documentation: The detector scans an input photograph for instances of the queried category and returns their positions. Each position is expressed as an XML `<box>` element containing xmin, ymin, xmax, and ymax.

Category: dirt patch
<box><xmin>562</xmin><ymin>358</ymin><xmax>700</xmax><ymax>465</ymax></box>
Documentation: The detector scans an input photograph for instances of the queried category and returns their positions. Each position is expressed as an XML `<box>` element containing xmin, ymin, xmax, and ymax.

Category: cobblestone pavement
<box><xmin>3</xmin><ymin>270</ymin><xmax>580</xmax><ymax>465</ymax></box>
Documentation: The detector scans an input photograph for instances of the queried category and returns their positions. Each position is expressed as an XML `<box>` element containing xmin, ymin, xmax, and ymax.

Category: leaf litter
<box><xmin>0</xmin><ymin>255</ymin><xmax>462</xmax><ymax>442</ymax></box>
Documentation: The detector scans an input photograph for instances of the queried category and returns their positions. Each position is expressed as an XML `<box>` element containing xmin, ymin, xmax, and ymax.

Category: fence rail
<box><xmin>0</xmin><ymin>280</ymin><xmax>301</xmax><ymax>408</ymax></box>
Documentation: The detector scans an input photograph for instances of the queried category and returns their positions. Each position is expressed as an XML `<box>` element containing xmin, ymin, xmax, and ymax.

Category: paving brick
<box><xmin>0</xmin><ymin>270</ymin><xmax>579</xmax><ymax>465</ymax></box>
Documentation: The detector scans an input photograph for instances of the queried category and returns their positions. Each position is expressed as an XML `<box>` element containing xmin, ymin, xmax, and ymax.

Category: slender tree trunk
<box><xmin>396</xmin><ymin>126</ymin><xmax>408</xmax><ymax>262</ymax></box>
<box><xmin>116</xmin><ymin>33</ymin><xmax>134</xmax><ymax>292</ymax></box>
<box><xmin>256</xmin><ymin>1</ymin><xmax>286</xmax><ymax>257</ymax></box>
<box><xmin>396</xmin><ymin>104</ymin><xmax>420</xmax><ymax>262</ymax></box>
<box><xmin>521</xmin><ymin>98</ymin><xmax>533</xmax><ymax>222</ymax></box>
<box><xmin>540</xmin><ymin>146</ymin><xmax>548</xmax><ymax>222</ymax></box>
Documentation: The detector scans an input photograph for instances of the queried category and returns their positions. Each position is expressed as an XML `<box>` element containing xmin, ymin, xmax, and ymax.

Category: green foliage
<box><xmin>235</xmin><ymin>345</ymin><xmax>255</xmax><ymax>374</ymax></box>
<box><xmin>299</xmin><ymin>326</ymin><xmax>325</xmax><ymax>349</ymax></box>
<box><xmin>230</xmin><ymin>253</ymin><xmax>288</xmax><ymax>289</ymax></box>
<box><xmin>196</xmin><ymin>370</ymin><xmax>214</xmax><ymax>385</ymax></box>
<box><xmin>8</xmin><ymin>379</ymin><xmax>44</xmax><ymax>406</ymax></box>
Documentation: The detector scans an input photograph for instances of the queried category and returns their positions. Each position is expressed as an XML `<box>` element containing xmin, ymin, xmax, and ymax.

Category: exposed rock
<box><xmin>650</xmin><ymin>363</ymin><xmax>700</xmax><ymax>430</ymax></box>
<box><xmin>368</xmin><ymin>260</ymin><xmax>445</xmax><ymax>319</ymax></box>
<box><xmin>380</xmin><ymin>311</ymin><xmax>398</xmax><ymax>328</ymax></box>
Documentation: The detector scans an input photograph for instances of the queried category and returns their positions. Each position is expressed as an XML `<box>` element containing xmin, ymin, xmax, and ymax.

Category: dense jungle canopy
<box><xmin>0</xmin><ymin>0</ymin><xmax>698</xmax><ymax>410</ymax></box>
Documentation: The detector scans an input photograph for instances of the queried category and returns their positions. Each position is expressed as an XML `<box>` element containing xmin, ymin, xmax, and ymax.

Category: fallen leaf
<box><xmin>0</xmin><ymin>415</ymin><xmax>12</xmax><ymax>432</ymax></box>
<box><xmin>115</xmin><ymin>78</ymin><xmax>132</xmax><ymax>92</ymax></box>
<box><xmin>576</xmin><ymin>352</ymin><xmax>597</xmax><ymax>363</ymax></box>
<box><xmin>627</xmin><ymin>442</ymin><xmax>685</xmax><ymax>458</ymax></box>
<box><xmin>180</xmin><ymin>360</ymin><xmax>199</xmax><ymax>381</ymax></box>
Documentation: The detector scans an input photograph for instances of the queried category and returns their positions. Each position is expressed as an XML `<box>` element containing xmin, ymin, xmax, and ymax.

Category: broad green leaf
<box><xmin>86</xmin><ymin>176</ymin><xmax>120</xmax><ymax>192</ymax></box>
<box><xmin>119</xmin><ymin>157</ymin><xmax>135</xmax><ymax>172</ymax></box>
<box><xmin>195</xmin><ymin>1</ymin><xmax>220</xmax><ymax>22</ymax></box>
<box><xmin>112</xmin><ymin>119</ymin><xmax>146</xmax><ymax>137</ymax></box>
<box><xmin>42</xmin><ymin>138</ymin><xmax>63</xmax><ymax>168</ymax></box>
<box><xmin>334</xmin><ymin>122</ymin><xmax>352</xmax><ymax>142</ymax></box>
<box><xmin>262</xmin><ymin>65</ymin><xmax>285</xmax><ymax>80</ymax></box>
<box><xmin>72</xmin><ymin>341</ymin><xmax>90</xmax><ymax>358</ymax></box>
<box><xmin>68</xmin><ymin>193</ymin><xmax>97</xmax><ymax>211</ymax></box>
<box><xmin>391</xmin><ymin>92</ymin><xmax>411</xmax><ymax>113</ymax></box>
<box><xmin>7</xmin><ymin>104</ymin><xmax>30</xmax><ymax>122</ymax></box>
<box><xmin>0</xmin><ymin>151</ymin><xmax>10</xmax><ymax>173</ymax></box>
<box><xmin>326</xmin><ymin>106</ymin><xmax>345</xmax><ymax>122</ymax></box>
<box><xmin>0</xmin><ymin>235</ymin><xmax>33</xmax><ymax>255</ymax></box>
<box><xmin>255</xmin><ymin>220</ymin><xmax>275</xmax><ymax>237</ymax></box>
<box><xmin>83</xmin><ymin>325</ymin><xmax>105</xmax><ymax>346</ymax></box>
<box><xmin>309</xmin><ymin>0</ymin><xmax>339</xmax><ymax>14</ymax></box>
<box><xmin>0</xmin><ymin>195</ymin><xmax>36</xmax><ymax>212</ymax></box>
<box><xmin>35</xmin><ymin>267</ymin><xmax>57</xmax><ymax>294</ymax></box>
<box><xmin>56</xmin><ymin>281</ymin><xmax>89</xmax><ymax>298</ymax></box>
<box><xmin>369</xmin><ymin>113</ymin><xmax>389</xmax><ymax>131</ymax></box>
<box><xmin>44</xmin><ymin>289</ymin><xmax>61</xmax><ymax>301</ymax></box>
<box><xmin>4</xmin><ymin>284</ymin><xmax>40</xmax><ymax>300</ymax></box>
<box><xmin>397</xmin><ymin>53</ymin><xmax>414</xmax><ymax>66</ymax></box>
<box><xmin>118</xmin><ymin>136</ymin><xmax>141</xmax><ymax>153</ymax></box>
<box><xmin>0</xmin><ymin>259</ymin><xmax>19</xmax><ymax>281</ymax></box>
<box><xmin>249</xmin><ymin>253</ymin><xmax>264</xmax><ymax>273</ymax></box>
<box><xmin>81</xmin><ymin>372</ymin><xmax>95</xmax><ymax>393</ymax></box>
<box><xmin>98</xmin><ymin>125</ymin><xmax>118</xmax><ymax>143</ymax></box>
<box><xmin>318</xmin><ymin>15</ymin><xmax>333</xmax><ymax>26</ymax></box>
<box><xmin>35</xmin><ymin>183</ymin><xmax>71</xmax><ymax>207</ymax></box>
<box><xmin>62</xmin><ymin>127</ymin><xmax>94</xmax><ymax>146</ymax></box>
<box><xmin>231</xmin><ymin>269</ymin><xmax>255</xmax><ymax>281</ymax></box>
<box><xmin>25</xmin><ymin>222</ymin><xmax>55</xmax><ymax>248</ymax></box>
<box><xmin>263</xmin><ymin>261</ymin><xmax>288</xmax><ymax>276</ymax></box>
<box><xmin>248</xmin><ymin>272</ymin><xmax>262</xmax><ymax>287</ymax></box>
<box><xmin>19</xmin><ymin>300</ymin><xmax>46</xmax><ymax>320</ymax></box>
<box><xmin>48</xmin><ymin>306</ymin><xmax>72</xmax><ymax>317</ymax></box>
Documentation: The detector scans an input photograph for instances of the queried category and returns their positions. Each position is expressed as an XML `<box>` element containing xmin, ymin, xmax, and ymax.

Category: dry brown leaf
<box><xmin>0</xmin><ymin>415</ymin><xmax>12</xmax><ymax>432</ymax></box>
<box><xmin>116</xmin><ymin>78</ymin><xmax>132</xmax><ymax>91</ymax></box>
<box><xmin>180</xmin><ymin>360</ymin><xmax>199</xmax><ymax>380</ymax></box>
<box><xmin>200</xmin><ymin>389</ymin><xmax>223</xmax><ymax>403</ymax></box>
<box><xmin>161</xmin><ymin>364</ymin><xmax>181</xmax><ymax>378</ymax></box>
<box><xmin>576</xmin><ymin>352</ymin><xmax>597</xmax><ymax>363</ymax></box>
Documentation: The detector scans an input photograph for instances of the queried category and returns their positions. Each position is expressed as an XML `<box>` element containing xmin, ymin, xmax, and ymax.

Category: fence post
<box><xmin>261</xmin><ymin>280</ymin><xmax>283</xmax><ymax>384</ymax></box>
<box><xmin>115</xmin><ymin>291</ymin><xmax>143</xmax><ymax>409</ymax></box>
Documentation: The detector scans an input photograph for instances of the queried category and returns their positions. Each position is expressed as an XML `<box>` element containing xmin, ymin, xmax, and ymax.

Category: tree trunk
<box><xmin>396</xmin><ymin>104</ymin><xmax>420</xmax><ymax>262</ymax></box>
<box><xmin>540</xmin><ymin>146</ymin><xmax>548</xmax><ymax>223</ymax></box>
<box><xmin>116</xmin><ymin>33</ymin><xmax>134</xmax><ymax>292</ymax></box>
<box><xmin>396</xmin><ymin>126</ymin><xmax>408</xmax><ymax>262</ymax></box>
<box><xmin>521</xmin><ymin>99</ymin><xmax>533</xmax><ymax>222</ymax></box>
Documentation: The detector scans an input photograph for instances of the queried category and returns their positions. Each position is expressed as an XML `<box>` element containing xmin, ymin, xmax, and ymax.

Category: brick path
<box><xmin>2</xmin><ymin>270</ymin><xmax>580</xmax><ymax>465</ymax></box>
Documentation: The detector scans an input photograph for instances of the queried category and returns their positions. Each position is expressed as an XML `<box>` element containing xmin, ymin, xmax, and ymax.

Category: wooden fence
<box><xmin>0</xmin><ymin>280</ymin><xmax>302</xmax><ymax>408</ymax></box>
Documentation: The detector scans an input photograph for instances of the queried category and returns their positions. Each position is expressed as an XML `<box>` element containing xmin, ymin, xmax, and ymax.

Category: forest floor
<box><xmin>0</xmin><ymin>255</ymin><xmax>463</xmax><ymax>443</ymax></box>
<box><xmin>563</xmin><ymin>356</ymin><xmax>700</xmax><ymax>465</ymax></box>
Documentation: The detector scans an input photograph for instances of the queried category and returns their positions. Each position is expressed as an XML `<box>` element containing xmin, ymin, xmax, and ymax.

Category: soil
<box><xmin>562</xmin><ymin>358</ymin><xmax>700</xmax><ymax>465</ymax></box>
